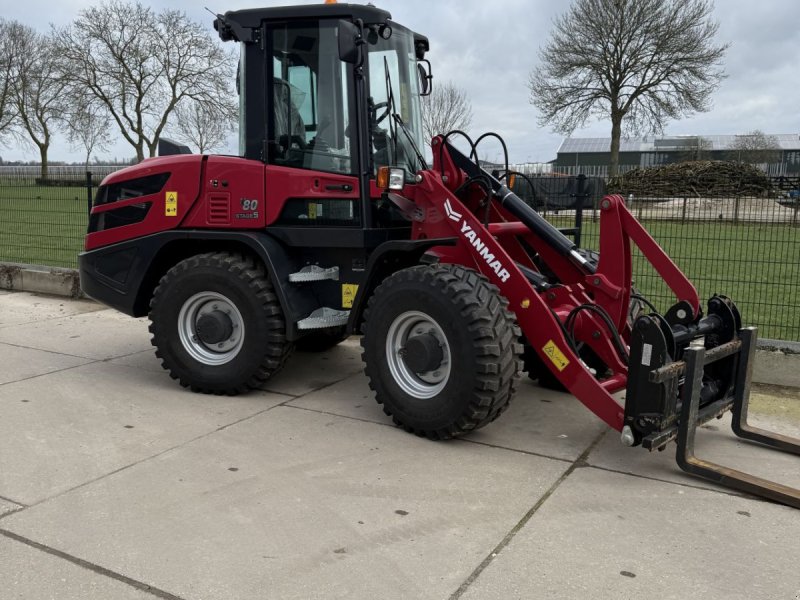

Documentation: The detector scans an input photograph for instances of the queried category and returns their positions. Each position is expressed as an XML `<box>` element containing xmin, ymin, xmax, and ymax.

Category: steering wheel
<box><xmin>279</xmin><ymin>134</ymin><xmax>307</xmax><ymax>151</ymax></box>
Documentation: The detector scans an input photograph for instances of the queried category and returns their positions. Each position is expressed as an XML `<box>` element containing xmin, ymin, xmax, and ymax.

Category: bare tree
<box><xmin>7</xmin><ymin>23</ymin><xmax>69</xmax><ymax>179</ymax></box>
<box><xmin>56</xmin><ymin>0</ymin><xmax>236</xmax><ymax>162</ymax></box>
<box><xmin>729</xmin><ymin>130</ymin><xmax>781</xmax><ymax>165</ymax></box>
<box><xmin>420</xmin><ymin>81</ymin><xmax>473</xmax><ymax>141</ymax></box>
<box><xmin>529</xmin><ymin>0</ymin><xmax>728</xmax><ymax>176</ymax></box>
<box><xmin>0</xmin><ymin>20</ymin><xmax>19</xmax><ymax>139</ymax></box>
<box><xmin>170</xmin><ymin>98</ymin><xmax>236</xmax><ymax>154</ymax></box>
<box><xmin>65</xmin><ymin>95</ymin><xmax>113</xmax><ymax>168</ymax></box>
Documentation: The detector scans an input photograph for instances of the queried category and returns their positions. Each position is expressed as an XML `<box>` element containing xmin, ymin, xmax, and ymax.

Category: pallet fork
<box><xmin>674</xmin><ymin>328</ymin><xmax>800</xmax><ymax>507</ymax></box>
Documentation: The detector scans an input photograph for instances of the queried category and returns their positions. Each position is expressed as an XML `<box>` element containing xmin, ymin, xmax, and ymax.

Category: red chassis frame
<box><xmin>398</xmin><ymin>139</ymin><xmax>702</xmax><ymax>432</ymax></box>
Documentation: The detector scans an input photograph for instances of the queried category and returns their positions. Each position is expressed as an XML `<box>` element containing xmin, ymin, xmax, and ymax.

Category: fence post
<box><xmin>733</xmin><ymin>195</ymin><xmax>741</xmax><ymax>226</ymax></box>
<box><xmin>574</xmin><ymin>174</ymin><xmax>586</xmax><ymax>247</ymax></box>
<box><xmin>681</xmin><ymin>196</ymin><xmax>688</xmax><ymax>224</ymax></box>
<box><xmin>86</xmin><ymin>171</ymin><xmax>93</xmax><ymax>216</ymax></box>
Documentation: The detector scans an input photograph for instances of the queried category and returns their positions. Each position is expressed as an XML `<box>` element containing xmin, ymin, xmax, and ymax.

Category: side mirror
<box><xmin>417</xmin><ymin>60</ymin><xmax>433</xmax><ymax>97</ymax></box>
<box><xmin>338</xmin><ymin>20</ymin><xmax>363</xmax><ymax>65</ymax></box>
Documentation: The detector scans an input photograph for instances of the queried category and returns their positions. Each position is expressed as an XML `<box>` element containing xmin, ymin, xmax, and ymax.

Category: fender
<box><xmin>347</xmin><ymin>237</ymin><xmax>456</xmax><ymax>334</ymax></box>
<box><xmin>78</xmin><ymin>230</ymin><xmax>315</xmax><ymax>331</ymax></box>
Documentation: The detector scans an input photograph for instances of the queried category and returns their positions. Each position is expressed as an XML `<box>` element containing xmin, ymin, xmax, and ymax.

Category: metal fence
<box><xmin>519</xmin><ymin>174</ymin><xmax>800</xmax><ymax>341</ymax></box>
<box><xmin>0</xmin><ymin>166</ymin><xmax>124</xmax><ymax>269</ymax></box>
<box><xmin>1</xmin><ymin>165</ymin><xmax>799</xmax><ymax>340</ymax></box>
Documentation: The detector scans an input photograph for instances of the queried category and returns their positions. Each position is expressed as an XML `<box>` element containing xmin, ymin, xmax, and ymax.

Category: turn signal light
<box><xmin>377</xmin><ymin>166</ymin><xmax>405</xmax><ymax>191</ymax></box>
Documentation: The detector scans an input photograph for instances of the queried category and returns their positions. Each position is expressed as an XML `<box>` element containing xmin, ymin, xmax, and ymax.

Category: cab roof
<box><xmin>216</xmin><ymin>4</ymin><xmax>392</xmax><ymax>42</ymax></box>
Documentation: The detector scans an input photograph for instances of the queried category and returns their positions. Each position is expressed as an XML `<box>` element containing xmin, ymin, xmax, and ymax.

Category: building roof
<box><xmin>558</xmin><ymin>134</ymin><xmax>800</xmax><ymax>154</ymax></box>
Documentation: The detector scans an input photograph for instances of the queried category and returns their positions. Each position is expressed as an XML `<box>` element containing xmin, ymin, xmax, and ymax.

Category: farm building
<box><xmin>554</xmin><ymin>134</ymin><xmax>800</xmax><ymax>175</ymax></box>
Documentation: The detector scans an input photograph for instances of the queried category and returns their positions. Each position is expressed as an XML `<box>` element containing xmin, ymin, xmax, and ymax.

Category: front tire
<box><xmin>361</xmin><ymin>264</ymin><xmax>522</xmax><ymax>439</ymax></box>
<box><xmin>149</xmin><ymin>251</ymin><xmax>292</xmax><ymax>394</ymax></box>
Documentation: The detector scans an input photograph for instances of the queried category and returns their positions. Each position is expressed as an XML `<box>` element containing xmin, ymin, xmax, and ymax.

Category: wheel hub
<box><xmin>401</xmin><ymin>333</ymin><xmax>444</xmax><ymax>374</ymax></box>
<box><xmin>386</xmin><ymin>311</ymin><xmax>451</xmax><ymax>399</ymax></box>
<box><xmin>177</xmin><ymin>292</ymin><xmax>244</xmax><ymax>366</ymax></box>
<box><xmin>195</xmin><ymin>310</ymin><xmax>234</xmax><ymax>345</ymax></box>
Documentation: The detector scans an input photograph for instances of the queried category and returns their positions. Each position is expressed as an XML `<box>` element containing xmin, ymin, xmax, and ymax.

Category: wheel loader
<box><xmin>78</xmin><ymin>2</ymin><xmax>800</xmax><ymax>507</ymax></box>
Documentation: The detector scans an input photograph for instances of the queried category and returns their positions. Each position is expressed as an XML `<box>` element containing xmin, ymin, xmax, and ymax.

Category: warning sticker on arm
<box><xmin>542</xmin><ymin>340</ymin><xmax>570</xmax><ymax>372</ymax></box>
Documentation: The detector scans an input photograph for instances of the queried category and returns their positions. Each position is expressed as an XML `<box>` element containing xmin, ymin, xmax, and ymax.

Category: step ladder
<box><xmin>297</xmin><ymin>307</ymin><xmax>350</xmax><ymax>330</ymax></box>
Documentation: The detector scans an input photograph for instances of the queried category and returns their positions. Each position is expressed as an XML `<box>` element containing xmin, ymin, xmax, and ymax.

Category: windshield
<box><xmin>366</xmin><ymin>25</ymin><xmax>426</xmax><ymax>180</ymax></box>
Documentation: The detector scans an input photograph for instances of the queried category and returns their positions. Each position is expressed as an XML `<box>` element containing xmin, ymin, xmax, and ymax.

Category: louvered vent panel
<box><xmin>207</xmin><ymin>193</ymin><xmax>230</xmax><ymax>225</ymax></box>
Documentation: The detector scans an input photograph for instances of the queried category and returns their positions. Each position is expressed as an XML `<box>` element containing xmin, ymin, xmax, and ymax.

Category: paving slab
<box><xmin>0</xmin><ymin>361</ymin><xmax>289</xmax><ymax>505</ymax></box>
<box><xmin>466</xmin><ymin>379</ymin><xmax>609</xmax><ymax>460</ymax></box>
<box><xmin>287</xmin><ymin>370</ymin><xmax>393</xmax><ymax>424</ymax></box>
<box><xmin>0</xmin><ymin>342</ymin><xmax>92</xmax><ymax>385</ymax></box>
<box><xmin>460</xmin><ymin>467</ymin><xmax>800</xmax><ymax>600</ymax></box>
<box><xmin>0</xmin><ymin>309</ymin><xmax>152</xmax><ymax>360</ymax></box>
<box><xmin>107</xmin><ymin>348</ymin><xmax>164</xmax><ymax>373</ymax></box>
<box><xmin>2</xmin><ymin>406</ymin><xmax>571</xmax><ymax>600</ymax></box>
<box><xmin>291</xmin><ymin>374</ymin><xmax>608</xmax><ymax>462</ymax></box>
<box><xmin>260</xmin><ymin>337</ymin><xmax>365</xmax><ymax>396</ymax></box>
<box><xmin>0</xmin><ymin>536</ymin><xmax>155</xmax><ymax>600</ymax></box>
<box><xmin>0</xmin><ymin>291</ymin><xmax>102</xmax><ymax>328</ymax></box>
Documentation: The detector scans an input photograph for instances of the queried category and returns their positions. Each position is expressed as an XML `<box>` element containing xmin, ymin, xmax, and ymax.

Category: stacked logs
<box><xmin>607</xmin><ymin>161</ymin><xmax>773</xmax><ymax>198</ymax></box>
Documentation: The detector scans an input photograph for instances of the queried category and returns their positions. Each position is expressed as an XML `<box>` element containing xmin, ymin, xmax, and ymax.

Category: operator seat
<box><xmin>273</xmin><ymin>78</ymin><xmax>307</xmax><ymax>160</ymax></box>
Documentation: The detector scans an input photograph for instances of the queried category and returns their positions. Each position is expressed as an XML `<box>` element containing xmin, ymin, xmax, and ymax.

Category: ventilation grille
<box><xmin>208</xmin><ymin>193</ymin><xmax>230</xmax><ymax>225</ymax></box>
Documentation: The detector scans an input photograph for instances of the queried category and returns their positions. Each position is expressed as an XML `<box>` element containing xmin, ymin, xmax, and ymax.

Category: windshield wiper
<box><xmin>382</xmin><ymin>57</ymin><xmax>428</xmax><ymax>172</ymax></box>
<box><xmin>393</xmin><ymin>113</ymin><xmax>428</xmax><ymax>171</ymax></box>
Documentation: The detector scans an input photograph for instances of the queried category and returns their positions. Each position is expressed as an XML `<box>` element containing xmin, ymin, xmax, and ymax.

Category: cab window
<box><xmin>269</xmin><ymin>21</ymin><xmax>354</xmax><ymax>175</ymax></box>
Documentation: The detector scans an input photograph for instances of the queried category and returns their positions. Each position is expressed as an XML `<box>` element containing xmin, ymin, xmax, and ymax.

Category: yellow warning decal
<box><xmin>342</xmin><ymin>283</ymin><xmax>358</xmax><ymax>309</ymax></box>
<box><xmin>165</xmin><ymin>191</ymin><xmax>178</xmax><ymax>217</ymax></box>
<box><xmin>542</xmin><ymin>339</ymin><xmax>570</xmax><ymax>372</ymax></box>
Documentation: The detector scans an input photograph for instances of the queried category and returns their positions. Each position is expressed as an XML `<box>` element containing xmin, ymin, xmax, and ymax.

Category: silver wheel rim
<box><xmin>386</xmin><ymin>310</ymin><xmax>451</xmax><ymax>399</ymax></box>
<box><xmin>177</xmin><ymin>292</ymin><xmax>245</xmax><ymax>366</ymax></box>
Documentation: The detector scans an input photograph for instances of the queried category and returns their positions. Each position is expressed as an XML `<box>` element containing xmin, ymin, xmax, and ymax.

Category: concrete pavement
<box><xmin>1</xmin><ymin>290</ymin><xmax>799</xmax><ymax>600</ymax></box>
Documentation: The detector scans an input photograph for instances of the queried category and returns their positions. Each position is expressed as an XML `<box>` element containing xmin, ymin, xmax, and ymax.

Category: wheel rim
<box><xmin>177</xmin><ymin>292</ymin><xmax>245</xmax><ymax>366</ymax></box>
<box><xmin>386</xmin><ymin>310</ymin><xmax>451</xmax><ymax>399</ymax></box>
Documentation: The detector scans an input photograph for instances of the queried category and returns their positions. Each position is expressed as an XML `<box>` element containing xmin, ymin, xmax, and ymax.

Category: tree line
<box><xmin>0</xmin><ymin>0</ymin><xmax>237</xmax><ymax>178</ymax></box>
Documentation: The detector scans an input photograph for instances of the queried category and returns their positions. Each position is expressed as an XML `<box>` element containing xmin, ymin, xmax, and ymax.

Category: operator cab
<box><xmin>216</xmin><ymin>3</ymin><xmax>431</xmax><ymax>224</ymax></box>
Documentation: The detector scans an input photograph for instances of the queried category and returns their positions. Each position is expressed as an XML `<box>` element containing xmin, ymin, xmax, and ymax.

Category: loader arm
<box><xmin>405</xmin><ymin>139</ymin><xmax>707</xmax><ymax>431</ymax></box>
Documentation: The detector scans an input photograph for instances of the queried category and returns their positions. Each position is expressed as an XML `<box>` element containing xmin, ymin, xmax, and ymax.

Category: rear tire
<box><xmin>149</xmin><ymin>251</ymin><xmax>292</xmax><ymax>394</ymax></box>
<box><xmin>361</xmin><ymin>264</ymin><xmax>522</xmax><ymax>439</ymax></box>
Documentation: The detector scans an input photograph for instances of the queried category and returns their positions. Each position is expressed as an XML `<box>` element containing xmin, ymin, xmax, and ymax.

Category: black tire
<box><xmin>294</xmin><ymin>326</ymin><xmax>349</xmax><ymax>352</ymax></box>
<box><xmin>149</xmin><ymin>251</ymin><xmax>292</xmax><ymax>394</ymax></box>
<box><xmin>361</xmin><ymin>264</ymin><xmax>522</xmax><ymax>440</ymax></box>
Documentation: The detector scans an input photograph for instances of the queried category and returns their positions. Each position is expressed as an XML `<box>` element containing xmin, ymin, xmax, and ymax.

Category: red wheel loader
<box><xmin>78</xmin><ymin>3</ymin><xmax>800</xmax><ymax>507</ymax></box>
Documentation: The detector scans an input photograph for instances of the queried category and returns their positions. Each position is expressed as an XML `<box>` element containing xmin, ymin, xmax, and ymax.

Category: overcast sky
<box><xmin>3</xmin><ymin>0</ymin><xmax>799</xmax><ymax>163</ymax></box>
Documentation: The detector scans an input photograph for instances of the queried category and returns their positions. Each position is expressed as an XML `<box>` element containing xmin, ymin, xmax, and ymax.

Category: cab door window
<box><xmin>269</xmin><ymin>21</ymin><xmax>354</xmax><ymax>175</ymax></box>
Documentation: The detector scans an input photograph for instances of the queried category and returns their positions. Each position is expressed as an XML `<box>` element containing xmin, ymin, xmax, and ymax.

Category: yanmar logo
<box><xmin>444</xmin><ymin>199</ymin><xmax>511</xmax><ymax>283</ymax></box>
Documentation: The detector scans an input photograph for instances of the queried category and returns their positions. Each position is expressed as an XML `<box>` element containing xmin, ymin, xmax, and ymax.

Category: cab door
<box><xmin>263</xmin><ymin>19</ymin><xmax>360</xmax><ymax>230</ymax></box>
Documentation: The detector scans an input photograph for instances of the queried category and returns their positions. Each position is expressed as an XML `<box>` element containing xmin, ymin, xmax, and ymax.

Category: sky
<box><xmin>2</xmin><ymin>0</ymin><xmax>799</xmax><ymax>164</ymax></box>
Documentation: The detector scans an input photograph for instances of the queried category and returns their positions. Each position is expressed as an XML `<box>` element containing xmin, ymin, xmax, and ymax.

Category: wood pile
<box><xmin>607</xmin><ymin>161</ymin><xmax>774</xmax><ymax>197</ymax></box>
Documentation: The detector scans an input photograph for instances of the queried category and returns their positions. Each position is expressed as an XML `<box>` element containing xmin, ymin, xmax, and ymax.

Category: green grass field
<box><xmin>1</xmin><ymin>184</ymin><xmax>798</xmax><ymax>339</ymax></box>
<box><xmin>549</xmin><ymin>215</ymin><xmax>800</xmax><ymax>340</ymax></box>
<box><xmin>0</xmin><ymin>184</ymin><xmax>89</xmax><ymax>269</ymax></box>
